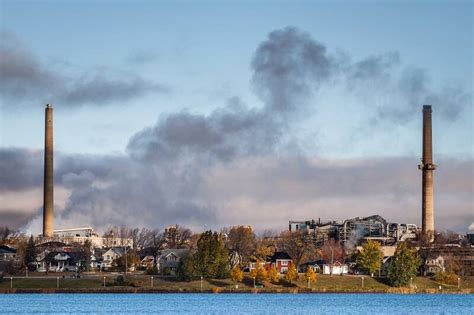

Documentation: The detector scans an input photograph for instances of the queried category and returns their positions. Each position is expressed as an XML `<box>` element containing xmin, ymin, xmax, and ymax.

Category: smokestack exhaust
<box><xmin>418</xmin><ymin>105</ymin><xmax>436</xmax><ymax>237</ymax></box>
<box><xmin>43</xmin><ymin>104</ymin><xmax>54</xmax><ymax>237</ymax></box>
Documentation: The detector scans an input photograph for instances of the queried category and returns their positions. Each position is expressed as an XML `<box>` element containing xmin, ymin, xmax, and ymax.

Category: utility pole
<box><xmin>330</xmin><ymin>246</ymin><xmax>334</xmax><ymax>277</ymax></box>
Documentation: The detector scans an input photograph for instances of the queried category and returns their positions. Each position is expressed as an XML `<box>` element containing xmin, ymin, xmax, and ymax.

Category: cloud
<box><xmin>1</xmin><ymin>146</ymin><xmax>473</xmax><ymax>233</ymax></box>
<box><xmin>0</xmin><ymin>30</ymin><xmax>167</xmax><ymax>108</ymax></box>
<box><xmin>1</xmin><ymin>26</ymin><xmax>472</xmax><ymax>234</ymax></box>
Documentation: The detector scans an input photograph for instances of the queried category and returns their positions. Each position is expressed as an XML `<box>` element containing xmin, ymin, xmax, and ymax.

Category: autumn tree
<box><xmin>388</xmin><ymin>242</ymin><xmax>421</xmax><ymax>287</ymax></box>
<box><xmin>268</xmin><ymin>265</ymin><xmax>280</xmax><ymax>283</ymax></box>
<box><xmin>112</xmin><ymin>250</ymin><xmax>140</xmax><ymax>272</ymax></box>
<box><xmin>304</xmin><ymin>267</ymin><xmax>317</xmax><ymax>288</ymax></box>
<box><xmin>356</xmin><ymin>240</ymin><xmax>384</xmax><ymax>276</ymax></box>
<box><xmin>249</xmin><ymin>263</ymin><xmax>268</xmax><ymax>283</ymax></box>
<box><xmin>253</xmin><ymin>230</ymin><xmax>277</xmax><ymax>261</ymax></box>
<box><xmin>226</xmin><ymin>226</ymin><xmax>256</xmax><ymax>266</ymax></box>
<box><xmin>230</xmin><ymin>265</ymin><xmax>244</xmax><ymax>283</ymax></box>
<box><xmin>162</xmin><ymin>225</ymin><xmax>192</xmax><ymax>249</ymax></box>
<box><xmin>285</xmin><ymin>264</ymin><xmax>299</xmax><ymax>284</ymax></box>
<box><xmin>277</xmin><ymin>230</ymin><xmax>314</xmax><ymax>268</ymax></box>
<box><xmin>319</xmin><ymin>239</ymin><xmax>345</xmax><ymax>275</ymax></box>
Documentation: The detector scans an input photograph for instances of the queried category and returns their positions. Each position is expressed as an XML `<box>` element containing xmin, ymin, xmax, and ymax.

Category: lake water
<box><xmin>0</xmin><ymin>293</ymin><xmax>472</xmax><ymax>314</ymax></box>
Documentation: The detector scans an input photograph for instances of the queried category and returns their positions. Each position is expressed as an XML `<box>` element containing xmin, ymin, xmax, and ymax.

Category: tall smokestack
<box><xmin>418</xmin><ymin>105</ymin><xmax>436</xmax><ymax>237</ymax></box>
<box><xmin>43</xmin><ymin>104</ymin><xmax>54</xmax><ymax>237</ymax></box>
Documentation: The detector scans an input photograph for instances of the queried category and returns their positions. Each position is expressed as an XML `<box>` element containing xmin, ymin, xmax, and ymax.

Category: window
<box><xmin>280</xmin><ymin>260</ymin><xmax>288</xmax><ymax>266</ymax></box>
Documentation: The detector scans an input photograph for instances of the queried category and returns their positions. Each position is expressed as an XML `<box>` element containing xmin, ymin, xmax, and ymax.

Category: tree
<box><xmin>319</xmin><ymin>239</ymin><xmax>345</xmax><ymax>276</ymax></box>
<box><xmin>388</xmin><ymin>242</ymin><xmax>421</xmax><ymax>287</ymax></box>
<box><xmin>356</xmin><ymin>240</ymin><xmax>384</xmax><ymax>276</ymax></box>
<box><xmin>69</xmin><ymin>241</ymin><xmax>92</xmax><ymax>272</ymax></box>
<box><xmin>194</xmin><ymin>231</ymin><xmax>229</xmax><ymax>279</ymax></box>
<box><xmin>304</xmin><ymin>267</ymin><xmax>317</xmax><ymax>288</ymax></box>
<box><xmin>268</xmin><ymin>265</ymin><xmax>280</xmax><ymax>283</ymax></box>
<box><xmin>0</xmin><ymin>226</ymin><xmax>11</xmax><ymax>245</ymax></box>
<box><xmin>249</xmin><ymin>263</ymin><xmax>267</xmax><ymax>283</ymax></box>
<box><xmin>253</xmin><ymin>230</ymin><xmax>276</xmax><ymax>261</ymax></box>
<box><xmin>226</xmin><ymin>226</ymin><xmax>256</xmax><ymax>266</ymax></box>
<box><xmin>24</xmin><ymin>235</ymin><xmax>36</xmax><ymax>271</ymax></box>
<box><xmin>277</xmin><ymin>231</ymin><xmax>314</xmax><ymax>269</ymax></box>
<box><xmin>230</xmin><ymin>265</ymin><xmax>244</xmax><ymax>283</ymax></box>
<box><xmin>176</xmin><ymin>253</ymin><xmax>195</xmax><ymax>281</ymax></box>
<box><xmin>112</xmin><ymin>250</ymin><xmax>140</xmax><ymax>272</ymax></box>
<box><xmin>162</xmin><ymin>225</ymin><xmax>192</xmax><ymax>249</ymax></box>
<box><xmin>285</xmin><ymin>264</ymin><xmax>299</xmax><ymax>284</ymax></box>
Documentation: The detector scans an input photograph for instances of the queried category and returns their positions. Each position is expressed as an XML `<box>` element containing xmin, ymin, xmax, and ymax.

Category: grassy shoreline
<box><xmin>1</xmin><ymin>274</ymin><xmax>472</xmax><ymax>294</ymax></box>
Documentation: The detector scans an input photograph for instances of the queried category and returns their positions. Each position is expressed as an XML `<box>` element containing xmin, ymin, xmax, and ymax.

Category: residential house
<box><xmin>424</xmin><ymin>253</ymin><xmax>445</xmax><ymax>275</ymax></box>
<box><xmin>156</xmin><ymin>249</ymin><xmax>189</xmax><ymax>274</ymax></box>
<box><xmin>36</xmin><ymin>251</ymin><xmax>86</xmax><ymax>272</ymax></box>
<box><xmin>0</xmin><ymin>245</ymin><xmax>18</xmax><ymax>263</ymax></box>
<box><xmin>299</xmin><ymin>260</ymin><xmax>324</xmax><ymax>273</ymax></box>
<box><xmin>102</xmin><ymin>247</ymin><xmax>127</xmax><ymax>269</ymax></box>
<box><xmin>90</xmin><ymin>248</ymin><xmax>105</xmax><ymax>270</ymax></box>
<box><xmin>140</xmin><ymin>255</ymin><xmax>155</xmax><ymax>269</ymax></box>
<box><xmin>267</xmin><ymin>252</ymin><xmax>293</xmax><ymax>273</ymax></box>
<box><xmin>248</xmin><ymin>260</ymin><xmax>266</xmax><ymax>272</ymax></box>
<box><xmin>322</xmin><ymin>260</ymin><xmax>349</xmax><ymax>275</ymax></box>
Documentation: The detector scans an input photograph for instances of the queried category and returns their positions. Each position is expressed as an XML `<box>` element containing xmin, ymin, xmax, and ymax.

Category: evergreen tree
<box><xmin>194</xmin><ymin>231</ymin><xmax>230</xmax><ymax>279</ymax></box>
<box><xmin>285</xmin><ymin>264</ymin><xmax>299</xmax><ymax>284</ymax></box>
<box><xmin>388</xmin><ymin>242</ymin><xmax>421</xmax><ymax>287</ymax></box>
<box><xmin>24</xmin><ymin>235</ymin><xmax>36</xmax><ymax>271</ymax></box>
<box><xmin>176</xmin><ymin>253</ymin><xmax>195</xmax><ymax>281</ymax></box>
<box><xmin>356</xmin><ymin>240</ymin><xmax>384</xmax><ymax>276</ymax></box>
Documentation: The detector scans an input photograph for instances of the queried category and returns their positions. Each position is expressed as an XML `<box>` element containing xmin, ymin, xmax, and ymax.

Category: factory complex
<box><xmin>36</xmin><ymin>103</ymin><xmax>455</xmax><ymax>250</ymax></box>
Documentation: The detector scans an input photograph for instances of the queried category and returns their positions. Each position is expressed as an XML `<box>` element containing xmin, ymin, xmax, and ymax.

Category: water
<box><xmin>0</xmin><ymin>293</ymin><xmax>472</xmax><ymax>314</ymax></box>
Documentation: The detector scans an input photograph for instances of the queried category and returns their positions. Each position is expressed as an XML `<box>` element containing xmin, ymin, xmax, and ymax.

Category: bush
<box><xmin>130</xmin><ymin>280</ymin><xmax>143</xmax><ymax>287</ymax></box>
<box><xmin>162</xmin><ymin>267</ymin><xmax>172</xmax><ymax>276</ymax></box>
<box><xmin>146</xmin><ymin>266</ymin><xmax>159</xmax><ymax>275</ymax></box>
<box><xmin>434</xmin><ymin>271</ymin><xmax>458</xmax><ymax>285</ymax></box>
<box><xmin>115</xmin><ymin>275</ymin><xmax>127</xmax><ymax>286</ymax></box>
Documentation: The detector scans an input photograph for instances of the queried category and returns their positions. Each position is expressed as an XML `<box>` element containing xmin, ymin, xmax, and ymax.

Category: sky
<box><xmin>0</xmin><ymin>0</ymin><xmax>473</xmax><ymax>234</ymax></box>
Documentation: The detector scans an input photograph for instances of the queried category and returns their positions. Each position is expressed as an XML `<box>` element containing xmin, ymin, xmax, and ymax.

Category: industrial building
<box><xmin>289</xmin><ymin>215</ymin><xmax>417</xmax><ymax>246</ymax></box>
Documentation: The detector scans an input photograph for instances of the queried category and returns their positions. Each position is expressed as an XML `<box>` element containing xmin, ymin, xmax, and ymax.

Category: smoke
<box><xmin>0</xmin><ymin>30</ymin><xmax>167</xmax><ymax>108</ymax></box>
<box><xmin>0</xmin><ymin>148</ymin><xmax>43</xmax><ymax>191</ymax></box>
<box><xmin>345</xmin><ymin>54</ymin><xmax>470</xmax><ymax>124</ymax></box>
<box><xmin>251</xmin><ymin>27</ymin><xmax>335</xmax><ymax>116</ymax></box>
<box><xmin>1</xmin><ymin>26</ymin><xmax>472</xmax><ymax>233</ymax></box>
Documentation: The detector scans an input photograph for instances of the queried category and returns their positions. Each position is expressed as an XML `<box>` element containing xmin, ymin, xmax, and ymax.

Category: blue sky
<box><xmin>0</xmin><ymin>0</ymin><xmax>472</xmax><ymax>232</ymax></box>
<box><xmin>1</xmin><ymin>0</ymin><xmax>472</xmax><ymax>157</ymax></box>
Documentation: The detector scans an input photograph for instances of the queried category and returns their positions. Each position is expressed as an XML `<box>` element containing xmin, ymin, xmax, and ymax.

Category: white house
<box><xmin>102</xmin><ymin>247</ymin><xmax>126</xmax><ymax>269</ymax></box>
<box><xmin>322</xmin><ymin>261</ymin><xmax>349</xmax><ymax>275</ymax></box>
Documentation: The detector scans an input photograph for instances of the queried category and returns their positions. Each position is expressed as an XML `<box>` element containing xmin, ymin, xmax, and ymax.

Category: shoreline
<box><xmin>1</xmin><ymin>288</ymin><xmax>471</xmax><ymax>294</ymax></box>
